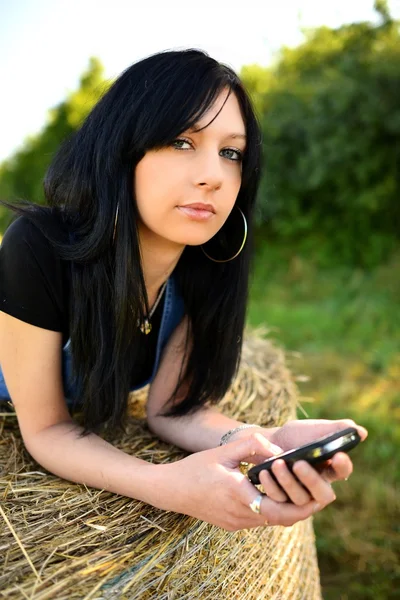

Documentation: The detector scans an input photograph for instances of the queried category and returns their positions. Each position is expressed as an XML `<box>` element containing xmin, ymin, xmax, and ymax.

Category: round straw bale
<box><xmin>0</xmin><ymin>326</ymin><xmax>322</xmax><ymax>599</ymax></box>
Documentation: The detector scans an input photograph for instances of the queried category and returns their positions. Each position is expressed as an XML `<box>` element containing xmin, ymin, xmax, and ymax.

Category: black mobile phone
<box><xmin>247</xmin><ymin>427</ymin><xmax>361</xmax><ymax>486</ymax></box>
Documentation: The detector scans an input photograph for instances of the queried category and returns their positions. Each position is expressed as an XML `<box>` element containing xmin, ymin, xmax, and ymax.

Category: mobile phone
<box><xmin>247</xmin><ymin>427</ymin><xmax>361</xmax><ymax>486</ymax></box>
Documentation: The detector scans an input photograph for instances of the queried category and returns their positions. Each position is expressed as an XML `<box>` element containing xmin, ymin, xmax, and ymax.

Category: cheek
<box><xmin>134</xmin><ymin>158</ymin><xmax>155</xmax><ymax>200</ymax></box>
<box><xmin>228</xmin><ymin>166</ymin><xmax>242</xmax><ymax>192</ymax></box>
<box><xmin>134</xmin><ymin>169</ymin><xmax>177</xmax><ymax>231</ymax></box>
<box><xmin>134</xmin><ymin>161</ymin><xmax>157</xmax><ymax>213</ymax></box>
<box><xmin>135</xmin><ymin>155</ymin><xmax>178</xmax><ymax>206</ymax></box>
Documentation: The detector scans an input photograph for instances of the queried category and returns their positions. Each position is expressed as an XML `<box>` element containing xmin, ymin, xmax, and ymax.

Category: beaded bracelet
<box><xmin>219</xmin><ymin>424</ymin><xmax>261</xmax><ymax>446</ymax></box>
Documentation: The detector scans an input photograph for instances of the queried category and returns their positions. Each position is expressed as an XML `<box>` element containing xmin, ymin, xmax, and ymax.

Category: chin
<box><xmin>174</xmin><ymin>233</ymin><xmax>215</xmax><ymax>247</ymax></box>
<box><xmin>162</xmin><ymin>226</ymin><xmax>211</xmax><ymax>246</ymax></box>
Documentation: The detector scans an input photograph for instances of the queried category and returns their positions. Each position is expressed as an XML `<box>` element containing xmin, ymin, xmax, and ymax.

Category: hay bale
<box><xmin>0</xmin><ymin>326</ymin><xmax>322</xmax><ymax>599</ymax></box>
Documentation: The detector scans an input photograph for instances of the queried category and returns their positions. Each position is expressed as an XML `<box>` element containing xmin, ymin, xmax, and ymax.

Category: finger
<box><xmin>271</xmin><ymin>460</ymin><xmax>313</xmax><ymax>506</ymax></box>
<box><xmin>328</xmin><ymin>452</ymin><xmax>353</xmax><ymax>481</ymax></box>
<box><xmin>291</xmin><ymin>460</ymin><xmax>336</xmax><ymax>506</ymax></box>
<box><xmin>285</xmin><ymin>419</ymin><xmax>368</xmax><ymax>444</ymax></box>
<box><xmin>251</xmin><ymin>494</ymin><xmax>320</xmax><ymax>528</ymax></box>
<box><xmin>259</xmin><ymin>469</ymin><xmax>289</xmax><ymax>503</ymax></box>
<box><xmin>242</xmin><ymin>483</ymin><xmax>321</xmax><ymax>529</ymax></box>
<box><xmin>330</xmin><ymin>419</ymin><xmax>368</xmax><ymax>442</ymax></box>
<box><xmin>314</xmin><ymin>453</ymin><xmax>353</xmax><ymax>483</ymax></box>
<box><xmin>222</xmin><ymin>432</ymin><xmax>283</xmax><ymax>469</ymax></box>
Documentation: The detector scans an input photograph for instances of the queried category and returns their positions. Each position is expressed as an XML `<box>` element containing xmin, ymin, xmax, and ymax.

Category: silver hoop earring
<box><xmin>112</xmin><ymin>203</ymin><xmax>119</xmax><ymax>243</ymax></box>
<box><xmin>201</xmin><ymin>206</ymin><xmax>247</xmax><ymax>263</ymax></box>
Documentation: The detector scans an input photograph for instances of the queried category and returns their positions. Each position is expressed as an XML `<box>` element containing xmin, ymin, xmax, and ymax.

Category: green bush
<box><xmin>242</xmin><ymin>8</ymin><xmax>400</xmax><ymax>267</ymax></box>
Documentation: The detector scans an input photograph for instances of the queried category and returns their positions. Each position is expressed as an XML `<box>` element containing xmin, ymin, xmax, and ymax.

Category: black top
<box><xmin>0</xmin><ymin>216</ymin><xmax>164</xmax><ymax>387</ymax></box>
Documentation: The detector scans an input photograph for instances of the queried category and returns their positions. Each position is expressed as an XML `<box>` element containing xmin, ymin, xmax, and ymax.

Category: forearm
<box><xmin>148</xmin><ymin>405</ymin><xmax>277</xmax><ymax>453</ymax></box>
<box><xmin>24</xmin><ymin>421</ymin><xmax>164</xmax><ymax>507</ymax></box>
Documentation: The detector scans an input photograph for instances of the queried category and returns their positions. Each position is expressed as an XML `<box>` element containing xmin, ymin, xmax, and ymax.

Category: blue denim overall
<box><xmin>0</xmin><ymin>273</ymin><xmax>185</xmax><ymax>409</ymax></box>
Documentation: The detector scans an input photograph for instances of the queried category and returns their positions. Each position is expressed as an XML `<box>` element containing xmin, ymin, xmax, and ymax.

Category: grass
<box><xmin>247</xmin><ymin>243</ymin><xmax>400</xmax><ymax>599</ymax></box>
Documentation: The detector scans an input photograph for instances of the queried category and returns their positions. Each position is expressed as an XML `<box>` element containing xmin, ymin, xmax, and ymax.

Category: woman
<box><xmin>0</xmin><ymin>48</ymin><xmax>367</xmax><ymax>531</ymax></box>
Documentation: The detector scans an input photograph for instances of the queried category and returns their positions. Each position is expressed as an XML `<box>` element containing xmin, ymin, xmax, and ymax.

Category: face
<box><xmin>134</xmin><ymin>87</ymin><xmax>246</xmax><ymax>249</ymax></box>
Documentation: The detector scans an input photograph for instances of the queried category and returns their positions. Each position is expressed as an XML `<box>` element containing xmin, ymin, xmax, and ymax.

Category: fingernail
<box><xmin>313</xmin><ymin>503</ymin><xmax>321</xmax><ymax>513</ymax></box>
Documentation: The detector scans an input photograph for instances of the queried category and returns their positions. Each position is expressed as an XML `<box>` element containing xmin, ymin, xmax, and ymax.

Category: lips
<box><xmin>181</xmin><ymin>203</ymin><xmax>215</xmax><ymax>213</ymax></box>
<box><xmin>177</xmin><ymin>206</ymin><xmax>215</xmax><ymax>221</ymax></box>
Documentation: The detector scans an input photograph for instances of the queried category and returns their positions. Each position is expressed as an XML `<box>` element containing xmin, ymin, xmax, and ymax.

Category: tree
<box><xmin>241</xmin><ymin>7</ymin><xmax>400</xmax><ymax>267</ymax></box>
<box><xmin>0</xmin><ymin>57</ymin><xmax>109</xmax><ymax>231</ymax></box>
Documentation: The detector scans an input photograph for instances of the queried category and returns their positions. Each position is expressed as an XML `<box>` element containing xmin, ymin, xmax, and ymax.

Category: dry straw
<box><xmin>0</xmin><ymin>325</ymin><xmax>322</xmax><ymax>599</ymax></box>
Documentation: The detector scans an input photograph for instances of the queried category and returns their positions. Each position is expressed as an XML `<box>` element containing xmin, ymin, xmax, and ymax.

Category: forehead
<box><xmin>190</xmin><ymin>89</ymin><xmax>246</xmax><ymax>135</ymax></box>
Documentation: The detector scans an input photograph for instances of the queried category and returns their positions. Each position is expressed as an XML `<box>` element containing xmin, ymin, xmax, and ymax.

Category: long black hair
<box><xmin>0</xmin><ymin>48</ymin><xmax>263</xmax><ymax>438</ymax></box>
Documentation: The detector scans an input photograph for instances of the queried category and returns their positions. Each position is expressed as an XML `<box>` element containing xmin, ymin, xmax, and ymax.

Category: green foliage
<box><xmin>374</xmin><ymin>0</ymin><xmax>392</xmax><ymax>24</ymax></box>
<box><xmin>249</xmin><ymin>241</ymin><xmax>400</xmax><ymax>360</ymax></box>
<box><xmin>247</xmin><ymin>242</ymin><xmax>400</xmax><ymax>598</ymax></box>
<box><xmin>242</xmin><ymin>12</ymin><xmax>400</xmax><ymax>267</ymax></box>
<box><xmin>238</xmin><ymin>63</ymin><xmax>276</xmax><ymax>118</ymax></box>
<box><xmin>0</xmin><ymin>57</ymin><xmax>109</xmax><ymax>231</ymax></box>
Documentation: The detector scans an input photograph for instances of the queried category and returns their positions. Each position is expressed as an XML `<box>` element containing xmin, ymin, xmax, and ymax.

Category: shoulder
<box><xmin>2</xmin><ymin>215</ymin><xmax>51</xmax><ymax>251</ymax></box>
<box><xmin>0</xmin><ymin>215</ymin><xmax>65</xmax><ymax>291</ymax></box>
<box><xmin>0</xmin><ymin>214</ymin><xmax>68</xmax><ymax>334</ymax></box>
<box><xmin>1</xmin><ymin>214</ymin><xmax>67</xmax><ymax>266</ymax></box>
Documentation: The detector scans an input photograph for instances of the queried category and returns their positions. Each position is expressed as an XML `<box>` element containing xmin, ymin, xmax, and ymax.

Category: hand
<box><xmin>153</xmin><ymin>433</ymin><xmax>322</xmax><ymax>531</ymax></box>
<box><xmin>238</xmin><ymin>418</ymin><xmax>368</xmax><ymax>507</ymax></box>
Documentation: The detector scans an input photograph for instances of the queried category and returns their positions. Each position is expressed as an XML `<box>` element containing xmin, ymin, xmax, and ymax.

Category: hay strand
<box><xmin>0</xmin><ymin>326</ymin><xmax>321</xmax><ymax>599</ymax></box>
<box><xmin>0</xmin><ymin>505</ymin><xmax>41</xmax><ymax>582</ymax></box>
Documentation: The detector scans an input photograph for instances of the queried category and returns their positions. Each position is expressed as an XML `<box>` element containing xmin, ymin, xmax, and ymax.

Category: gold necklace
<box><xmin>137</xmin><ymin>280</ymin><xmax>168</xmax><ymax>334</ymax></box>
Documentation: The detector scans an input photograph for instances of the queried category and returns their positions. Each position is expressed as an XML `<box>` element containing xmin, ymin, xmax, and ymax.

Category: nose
<box><xmin>194</xmin><ymin>151</ymin><xmax>223</xmax><ymax>191</ymax></box>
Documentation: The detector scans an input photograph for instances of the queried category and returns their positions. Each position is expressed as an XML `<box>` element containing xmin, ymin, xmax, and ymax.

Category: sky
<box><xmin>1</xmin><ymin>0</ymin><xmax>399</xmax><ymax>162</ymax></box>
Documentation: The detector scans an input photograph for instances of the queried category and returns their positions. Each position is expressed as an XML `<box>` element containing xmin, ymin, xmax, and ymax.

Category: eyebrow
<box><xmin>188</xmin><ymin>128</ymin><xmax>247</xmax><ymax>140</ymax></box>
<box><xmin>228</xmin><ymin>133</ymin><xmax>247</xmax><ymax>140</ymax></box>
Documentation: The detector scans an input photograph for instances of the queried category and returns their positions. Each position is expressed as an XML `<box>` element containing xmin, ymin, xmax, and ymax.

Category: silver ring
<box><xmin>249</xmin><ymin>493</ymin><xmax>264</xmax><ymax>514</ymax></box>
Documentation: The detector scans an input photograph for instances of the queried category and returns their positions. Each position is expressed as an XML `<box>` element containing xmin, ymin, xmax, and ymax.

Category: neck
<box><xmin>138</xmin><ymin>223</ymin><xmax>185</xmax><ymax>305</ymax></box>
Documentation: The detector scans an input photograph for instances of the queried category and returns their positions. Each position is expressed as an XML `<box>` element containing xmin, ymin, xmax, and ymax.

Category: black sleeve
<box><xmin>0</xmin><ymin>216</ymin><xmax>66</xmax><ymax>334</ymax></box>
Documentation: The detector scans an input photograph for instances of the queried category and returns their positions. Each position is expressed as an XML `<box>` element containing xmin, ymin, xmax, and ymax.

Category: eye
<box><xmin>221</xmin><ymin>148</ymin><xmax>243</xmax><ymax>162</ymax></box>
<box><xmin>171</xmin><ymin>138</ymin><xmax>192</xmax><ymax>150</ymax></box>
<box><xmin>171</xmin><ymin>138</ymin><xmax>243</xmax><ymax>162</ymax></box>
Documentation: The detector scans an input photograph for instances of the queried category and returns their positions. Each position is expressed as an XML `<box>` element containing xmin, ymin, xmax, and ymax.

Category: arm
<box><xmin>146</xmin><ymin>315</ymin><xmax>278</xmax><ymax>452</ymax></box>
<box><xmin>148</xmin><ymin>403</ymin><xmax>278</xmax><ymax>453</ymax></box>
<box><xmin>0</xmin><ymin>312</ymin><xmax>164</xmax><ymax>508</ymax></box>
<box><xmin>25</xmin><ymin>420</ymin><xmax>164</xmax><ymax>507</ymax></box>
<box><xmin>146</xmin><ymin>322</ymin><xmax>365</xmax><ymax>512</ymax></box>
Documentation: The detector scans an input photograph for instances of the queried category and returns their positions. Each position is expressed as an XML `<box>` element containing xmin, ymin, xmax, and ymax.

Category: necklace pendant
<box><xmin>140</xmin><ymin>319</ymin><xmax>152</xmax><ymax>335</ymax></box>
